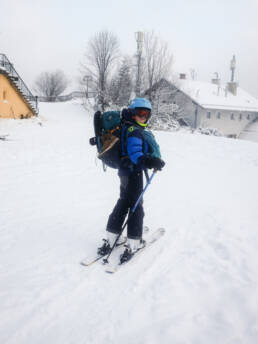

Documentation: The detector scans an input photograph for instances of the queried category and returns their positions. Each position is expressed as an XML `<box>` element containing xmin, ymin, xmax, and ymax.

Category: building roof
<box><xmin>177</xmin><ymin>79</ymin><xmax>258</xmax><ymax>112</ymax></box>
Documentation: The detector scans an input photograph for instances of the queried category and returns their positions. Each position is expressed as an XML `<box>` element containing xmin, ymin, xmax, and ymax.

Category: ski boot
<box><xmin>97</xmin><ymin>239</ymin><xmax>111</xmax><ymax>256</ymax></box>
<box><xmin>97</xmin><ymin>232</ymin><xmax>126</xmax><ymax>256</ymax></box>
<box><xmin>120</xmin><ymin>238</ymin><xmax>145</xmax><ymax>264</ymax></box>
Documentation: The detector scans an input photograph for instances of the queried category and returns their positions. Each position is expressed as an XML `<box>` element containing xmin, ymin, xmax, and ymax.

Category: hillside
<box><xmin>1</xmin><ymin>101</ymin><xmax>258</xmax><ymax>344</ymax></box>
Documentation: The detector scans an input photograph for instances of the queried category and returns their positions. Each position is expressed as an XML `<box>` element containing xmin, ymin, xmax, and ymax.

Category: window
<box><xmin>247</xmin><ymin>114</ymin><xmax>250</xmax><ymax>120</ymax></box>
<box><xmin>239</xmin><ymin>113</ymin><xmax>242</xmax><ymax>120</ymax></box>
<box><xmin>230</xmin><ymin>113</ymin><xmax>235</xmax><ymax>120</ymax></box>
<box><xmin>217</xmin><ymin>112</ymin><xmax>221</xmax><ymax>119</ymax></box>
<box><xmin>207</xmin><ymin>111</ymin><xmax>211</xmax><ymax>119</ymax></box>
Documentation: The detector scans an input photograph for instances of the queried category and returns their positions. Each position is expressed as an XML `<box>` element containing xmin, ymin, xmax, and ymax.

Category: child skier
<box><xmin>98</xmin><ymin>98</ymin><xmax>165</xmax><ymax>263</ymax></box>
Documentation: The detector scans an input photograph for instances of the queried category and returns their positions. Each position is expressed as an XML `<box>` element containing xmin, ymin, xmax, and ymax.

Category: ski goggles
<box><xmin>133</xmin><ymin>108</ymin><xmax>151</xmax><ymax>119</ymax></box>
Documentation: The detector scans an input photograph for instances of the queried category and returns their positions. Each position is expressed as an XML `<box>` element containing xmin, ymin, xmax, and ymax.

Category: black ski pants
<box><xmin>106</xmin><ymin>170</ymin><xmax>144</xmax><ymax>240</ymax></box>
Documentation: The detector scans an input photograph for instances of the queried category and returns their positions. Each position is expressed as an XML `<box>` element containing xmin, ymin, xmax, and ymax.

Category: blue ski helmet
<box><xmin>129</xmin><ymin>98</ymin><xmax>152</xmax><ymax>111</ymax></box>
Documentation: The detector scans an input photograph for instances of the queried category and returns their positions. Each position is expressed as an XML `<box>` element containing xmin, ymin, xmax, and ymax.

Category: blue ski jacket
<box><xmin>119</xmin><ymin>123</ymin><xmax>149</xmax><ymax>176</ymax></box>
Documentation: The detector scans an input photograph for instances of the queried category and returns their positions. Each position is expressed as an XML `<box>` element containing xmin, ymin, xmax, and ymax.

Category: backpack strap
<box><xmin>120</xmin><ymin>124</ymin><xmax>139</xmax><ymax>157</ymax></box>
<box><xmin>120</xmin><ymin>124</ymin><xmax>128</xmax><ymax>157</ymax></box>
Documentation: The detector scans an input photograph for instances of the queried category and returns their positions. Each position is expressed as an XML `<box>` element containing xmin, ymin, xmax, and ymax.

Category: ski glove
<box><xmin>141</xmin><ymin>156</ymin><xmax>165</xmax><ymax>171</ymax></box>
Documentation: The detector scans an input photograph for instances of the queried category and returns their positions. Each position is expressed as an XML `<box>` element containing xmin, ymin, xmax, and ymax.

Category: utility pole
<box><xmin>83</xmin><ymin>75</ymin><xmax>92</xmax><ymax>98</ymax></box>
<box><xmin>135</xmin><ymin>31</ymin><xmax>143</xmax><ymax>96</ymax></box>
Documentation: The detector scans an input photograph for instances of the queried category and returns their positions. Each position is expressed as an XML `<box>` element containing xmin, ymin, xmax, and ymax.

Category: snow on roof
<box><xmin>177</xmin><ymin>79</ymin><xmax>258</xmax><ymax>112</ymax></box>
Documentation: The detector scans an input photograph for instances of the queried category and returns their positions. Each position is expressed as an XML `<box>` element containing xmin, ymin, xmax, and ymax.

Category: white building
<box><xmin>146</xmin><ymin>57</ymin><xmax>258</xmax><ymax>137</ymax></box>
<box><xmin>172</xmin><ymin>75</ymin><xmax>258</xmax><ymax>137</ymax></box>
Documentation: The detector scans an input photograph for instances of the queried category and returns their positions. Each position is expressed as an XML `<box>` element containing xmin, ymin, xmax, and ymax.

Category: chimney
<box><xmin>225</xmin><ymin>86</ymin><xmax>228</xmax><ymax>97</ymax></box>
<box><xmin>211</xmin><ymin>78</ymin><xmax>220</xmax><ymax>85</ymax></box>
<box><xmin>179</xmin><ymin>73</ymin><xmax>186</xmax><ymax>80</ymax></box>
<box><xmin>228</xmin><ymin>55</ymin><xmax>238</xmax><ymax>95</ymax></box>
<box><xmin>227</xmin><ymin>82</ymin><xmax>238</xmax><ymax>96</ymax></box>
<box><xmin>211</xmin><ymin>72</ymin><xmax>220</xmax><ymax>85</ymax></box>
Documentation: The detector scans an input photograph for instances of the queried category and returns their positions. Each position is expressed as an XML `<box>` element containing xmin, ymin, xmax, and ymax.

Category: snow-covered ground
<box><xmin>1</xmin><ymin>101</ymin><xmax>258</xmax><ymax>344</ymax></box>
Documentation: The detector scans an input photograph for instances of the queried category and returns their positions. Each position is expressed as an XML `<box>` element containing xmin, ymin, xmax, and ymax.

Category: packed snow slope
<box><xmin>1</xmin><ymin>101</ymin><xmax>258</xmax><ymax>344</ymax></box>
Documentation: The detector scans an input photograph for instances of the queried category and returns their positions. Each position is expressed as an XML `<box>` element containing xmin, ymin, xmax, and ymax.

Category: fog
<box><xmin>1</xmin><ymin>0</ymin><xmax>257</xmax><ymax>96</ymax></box>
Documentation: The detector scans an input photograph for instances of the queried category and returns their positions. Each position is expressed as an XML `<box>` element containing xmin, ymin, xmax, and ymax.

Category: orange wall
<box><xmin>0</xmin><ymin>74</ymin><xmax>34</xmax><ymax>119</ymax></box>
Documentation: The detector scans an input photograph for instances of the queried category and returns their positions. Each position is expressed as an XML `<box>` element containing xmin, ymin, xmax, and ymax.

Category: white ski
<box><xmin>105</xmin><ymin>227</ymin><xmax>165</xmax><ymax>274</ymax></box>
<box><xmin>80</xmin><ymin>226</ymin><xmax>150</xmax><ymax>267</ymax></box>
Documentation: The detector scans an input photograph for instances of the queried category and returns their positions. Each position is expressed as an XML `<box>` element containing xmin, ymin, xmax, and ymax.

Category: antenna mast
<box><xmin>135</xmin><ymin>31</ymin><xmax>143</xmax><ymax>96</ymax></box>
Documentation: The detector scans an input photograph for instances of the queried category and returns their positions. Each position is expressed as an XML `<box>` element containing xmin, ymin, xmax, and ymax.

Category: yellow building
<box><xmin>0</xmin><ymin>54</ymin><xmax>38</xmax><ymax>119</ymax></box>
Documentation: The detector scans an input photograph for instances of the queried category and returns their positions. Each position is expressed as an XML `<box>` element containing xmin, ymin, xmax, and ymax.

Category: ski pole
<box><xmin>103</xmin><ymin>170</ymin><xmax>156</xmax><ymax>264</ymax></box>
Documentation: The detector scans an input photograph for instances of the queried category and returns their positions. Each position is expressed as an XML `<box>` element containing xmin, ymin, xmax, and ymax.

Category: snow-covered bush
<box><xmin>148</xmin><ymin>113</ymin><xmax>180</xmax><ymax>131</ymax></box>
<box><xmin>195</xmin><ymin>127</ymin><xmax>222</xmax><ymax>136</ymax></box>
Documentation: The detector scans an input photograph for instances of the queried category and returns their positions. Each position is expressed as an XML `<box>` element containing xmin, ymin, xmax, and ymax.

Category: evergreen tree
<box><xmin>109</xmin><ymin>75</ymin><xmax>120</xmax><ymax>105</ymax></box>
<box><xmin>109</xmin><ymin>58</ymin><xmax>133</xmax><ymax>107</ymax></box>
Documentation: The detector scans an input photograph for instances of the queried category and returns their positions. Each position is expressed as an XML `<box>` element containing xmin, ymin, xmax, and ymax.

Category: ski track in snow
<box><xmin>1</xmin><ymin>101</ymin><xmax>258</xmax><ymax>344</ymax></box>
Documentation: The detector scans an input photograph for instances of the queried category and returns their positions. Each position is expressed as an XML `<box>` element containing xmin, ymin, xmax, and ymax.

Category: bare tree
<box><xmin>142</xmin><ymin>31</ymin><xmax>173</xmax><ymax>101</ymax></box>
<box><xmin>34</xmin><ymin>70</ymin><xmax>68</xmax><ymax>101</ymax></box>
<box><xmin>81</xmin><ymin>30</ymin><xmax>120</xmax><ymax>111</ymax></box>
<box><xmin>139</xmin><ymin>32</ymin><xmax>177</xmax><ymax>129</ymax></box>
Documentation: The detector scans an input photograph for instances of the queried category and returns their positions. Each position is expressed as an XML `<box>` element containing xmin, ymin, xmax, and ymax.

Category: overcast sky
<box><xmin>1</xmin><ymin>0</ymin><xmax>258</xmax><ymax>97</ymax></box>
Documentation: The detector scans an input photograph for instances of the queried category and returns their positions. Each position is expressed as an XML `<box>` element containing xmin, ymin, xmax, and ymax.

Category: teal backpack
<box><xmin>101</xmin><ymin>111</ymin><xmax>121</xmax><ymax>131</ymax></box>
<box><xmin>89</xmin><ymin>110</ymin><xmax>161</xmax><ymax>169</ymax></box>
<box><xmin>89</xmin><ymin>111</ymin><xmax>122</xmax><ymax>169</ymax></box>
<box><xmin>142</xmin><ymin>130</ymin><xmax>161</xmax><ymax>159</ymax></box>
